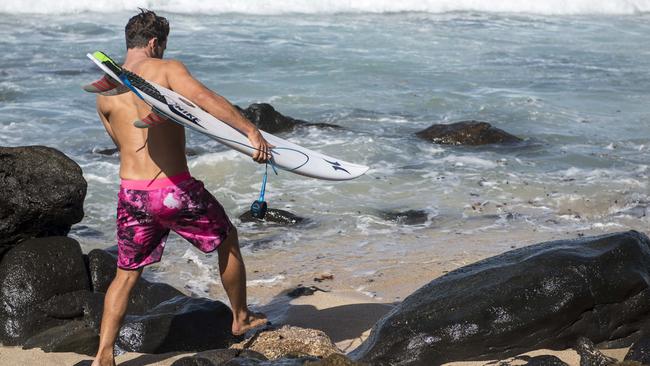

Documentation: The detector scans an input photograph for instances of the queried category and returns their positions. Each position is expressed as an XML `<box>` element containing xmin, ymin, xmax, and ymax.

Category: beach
<box><xmin>1</xmin><ymin>0</ymin><xmax>650</xmax><ymax>364</ymax></box>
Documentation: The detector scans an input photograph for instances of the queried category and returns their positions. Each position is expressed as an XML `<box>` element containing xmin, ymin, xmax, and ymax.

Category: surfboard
<box><xmin>83</xmin><ymin>51</ymin><xmax>369</xmax><ymax>181</ymax></box>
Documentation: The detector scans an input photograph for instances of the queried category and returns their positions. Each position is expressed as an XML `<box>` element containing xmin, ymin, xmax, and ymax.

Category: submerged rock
<box><xmin>351</xmin><ymin>231</ymin><xmax>650</xmax><ymax>365</ymax></box>
<box><xmin>237</xmin><ymin>103</ymin><xmax>341</xmax><ymax>133</ymax></box>
<box><xmin>0</xmin><ymin>146</ymin><xmax>86</xmax><ymax>255</ymax></box>
<box><xmin>378</xmin><ymin>209</ymin><xmax>429</xmax><ymax>225</ymax></box>
<box><xmin>415</xmin><ymin>120</ymin><xmax>522</xmax><ymax>145</ymax></box>
<box><xmin>239</xmin><ymin>208</ymin><xmax>305</xmax><ymax>225</ymax></box>
<box><xmin>238</xmin><ymin>103</ymin><xmax>308</xmax><ymax>133</ymax></box>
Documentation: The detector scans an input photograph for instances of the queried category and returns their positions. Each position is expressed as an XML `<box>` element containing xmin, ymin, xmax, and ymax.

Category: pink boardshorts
<box><xmin>116</xmin><ymin>172</ymin><xmax>233</xmax><ymax>270</ymax></box>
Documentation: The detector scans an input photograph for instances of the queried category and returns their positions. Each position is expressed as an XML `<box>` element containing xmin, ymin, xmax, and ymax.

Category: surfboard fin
<box><xmin>133</xmin><ymin>109</ymin><xmax>169</xmax><ymax>129</ymax></box>
<box><xmin>82</xmin><ymin>74</ymin><xmax>130</xmax><ymax>96</ymax></box>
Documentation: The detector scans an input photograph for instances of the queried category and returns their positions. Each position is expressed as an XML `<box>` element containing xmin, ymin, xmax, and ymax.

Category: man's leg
<box><xmin>217</xmin><ymin>227</ymin><xmax>267</xmax><ymax>335</ymax></box>
<box><xmin>92</xmin><ymin>267</ymin><xmax>143</xmax><ymax>366</ymax></box>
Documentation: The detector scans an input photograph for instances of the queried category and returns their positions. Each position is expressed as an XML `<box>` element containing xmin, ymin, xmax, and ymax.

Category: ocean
<box><xmin>1</xmin><ymin>1</ymin><xmax>649</xmax><ymax>305</ymax></box>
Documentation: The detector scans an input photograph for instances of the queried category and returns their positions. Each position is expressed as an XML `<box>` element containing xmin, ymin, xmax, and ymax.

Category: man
<box><xmin>91</xmin><ymin>9</ymin><xmax>269</xmax><ymax>366</ymax></box>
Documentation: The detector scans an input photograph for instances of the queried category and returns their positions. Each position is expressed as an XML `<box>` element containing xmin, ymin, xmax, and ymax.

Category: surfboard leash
<box><xmin>250</xmin><ymin>158</ymin><xmax>278</xmax><ymax>219</ymax></box>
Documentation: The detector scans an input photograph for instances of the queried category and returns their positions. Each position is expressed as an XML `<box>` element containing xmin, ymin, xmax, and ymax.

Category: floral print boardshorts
<box><xmin>116</xmin><ymin>171</ymin><xmax>232</xmax><ymax>270</ymax></box>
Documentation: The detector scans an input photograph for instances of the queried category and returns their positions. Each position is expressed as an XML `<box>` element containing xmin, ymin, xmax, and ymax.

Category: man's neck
<box><xmin>123</xmin><ymin>47</ymin><xmax>157</xmax><ymax>68</ymax></box>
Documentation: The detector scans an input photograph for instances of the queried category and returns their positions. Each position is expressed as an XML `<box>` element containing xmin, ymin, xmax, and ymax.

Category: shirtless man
<box><xmin>91</xmin><ymin>9</ymin><xmax>269</xmax><ymax>366</ymax></box>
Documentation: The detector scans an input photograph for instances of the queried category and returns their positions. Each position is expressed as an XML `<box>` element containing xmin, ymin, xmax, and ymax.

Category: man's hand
<box><xmin>248</xmin><ymin>129</ymin><xmax>273</xmax><ymax>163</ymax></box>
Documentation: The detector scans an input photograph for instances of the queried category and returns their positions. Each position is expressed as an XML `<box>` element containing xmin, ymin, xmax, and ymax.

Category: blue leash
<box><xmin>251</xmin><ymin>157</ymin><xmax>278</xmax><ymax>219</ymax></box>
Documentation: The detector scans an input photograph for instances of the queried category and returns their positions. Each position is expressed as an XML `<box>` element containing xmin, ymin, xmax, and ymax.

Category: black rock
<box><xmin>87</xmin><ymin>248</ymin><xmax>118</xmax><ymax>293</ymax></box>
<box><xmin>87</xmin><ymin>248</ymin><xmax>184</xmax><ymax>313</ymax></box>
<box><xmin>0</xmin><ymin>146</ymin><xmax>87</xmax><ymax>254</ymax></box>
<box><xmin>117</xmin><ymin>296</ymin><xmax>236</xmax><ymax>354</ymax></box>
<box><xmin>22</xmin><ymin>320</ymin><xmax>99</xmax><ymax>356</ymax></box>
<box><xmin>0</xmin><ymin>237</ymin><xmax>90</xmax><ymax>345</ymax></box>
<box><xmin>238</xmin><ymin>103</ymin><xmax>308</xmax><ymax>133</ymax></box>
<box><xmin>415</xmin><ymin>121</ymin><xmax>522</xmax><ymax>145</ymax></box>
<box><xmin>239</xmin><ymin>209</ymin><xmax>305</xmax><ymax>225</ymax></box>
<box><xmin>350</xmin><ymin>231</ymin><xmax>650</xmax><ymax>365</ymax></box>
<box><xmin>286</xmin><ymin>286</ymin><xmax>328</xmax><ymax>299</ymax></box>
<box><xmin>575</xmin><ymin>337</ymin><xmax>617</xmax><ymax>366</ymax></box>
<box><xmin>378</xmin><ymin>210</ymin><xmax>429</xmax><ymax>225</ymax></box>
<box><xmin>92</xmin><ymin>147</ymin><xmax>119</xmax><ymax>156</ymax></box>
<box><xmin>170</xmin><ymin>349</ymin><xmax>267</xmax><ymax>366</ymax></box>
<box><xmin>625</xmin><ymin>335</ymin><xmax>650</xmax><ymax>363</ymax></box>
<box><xmin>524</xmin><ymin>355</ymin><xmax>570</xmax><ymax>366</ymax></box>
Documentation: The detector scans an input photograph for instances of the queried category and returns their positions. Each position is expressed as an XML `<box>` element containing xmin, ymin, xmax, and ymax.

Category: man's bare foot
<box><xmin>232</xmin><ymin>311</ymin><xmax>268</xmax><ymax>336</ymax></box>
<box><xmin>89</xmin><ymin>352</ymin><xmax>116</xmax><ymax>366</ymax></box>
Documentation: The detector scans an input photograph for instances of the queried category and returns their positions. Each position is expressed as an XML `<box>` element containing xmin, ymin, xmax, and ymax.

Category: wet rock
<box><xmin>575</xmin><ymin>337</ymin><xmax>617</xmax><ymax>366</ymax></box>
<box><xmin>415</xmin><ymin>120</ymin><xmax>522</xmax><ymax>145</ymax></box>
<box><xmin>625</xmin><ymin>336</ymin><xmax>650</xmax><ymax>364</ymax></box>
<box><xmin>238</xmin><ymin>103</ymin><xmax>308</xmax><ymax>133</ymax></box>
<box><xmin>117</xmin><ymin>295</ymin><xmax>236</xmax><ymax>354</ymax></box>
<box><xmin>300</xmin><ymin>122</ymin><xmax>343</xmax><ymax>130</ymax></box>
<box><xmin>522</xmin><ymin>355</ymin><xmax>570</xmax><ymax>366</ymax></box>
<box><xmin>92</xmin><ymin>147</ymin><xmax>118</xmax><ymax>156</ymax></box>
<box><xmin>231</xmin><ymin>325</ymin><xmax>341</xmax><ymax>360</ymax></box>
<box><xmin>0</xmin><ymin>146</ymin><xmax>86</xmax><ymax>255</ymax></box>
<box><xmin>22</xmin><ymin>320</ymin><xmax>99</xmax><ymax>355</ymax></box>
<box><xmin>286</xmin><ymin>286</ymin><xmax>329</xmax><ymax>299</ymax></box>
<box><xmin>239</xmin><ymin>209</ymin><xmax>305</xmax><ymax>225</ymax></box>
<box><xmin>488</xmin><ymin>355</ymin><xmax>569</xmax><ymax>366</ymax></box>
<box><xmin>0</xmin><ymin>236</ymin><xmax>90</xmax><ymax>345</ymax></box>
<box><xmin>87</xmin><ymin>248</ymin><xmax>185</xmax><ymax>313</ymax></box>
<box><xmin>351</xmin><ymin>231</ymin><xmax>650</xmax><ymax>365</ymax></box>
<box><xmin>378</xmin><ymin>209</ymin><xmax>428</xmax><ymax>225</ymax></box>
<box><xmin>615</xmin><ymin>203</ymin><xmax>648</xmax><ymax>218</ymax></box>
<box><xmin>171</xmin><ymin>349</ymin><xmax>267</xmax><ymax>366</ymax></box>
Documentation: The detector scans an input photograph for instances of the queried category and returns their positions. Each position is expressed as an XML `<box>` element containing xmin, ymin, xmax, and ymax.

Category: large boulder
<box><xmin>351</xmin><ymin>231</ymin><xmax>650</xmax><ymax>365</ymax></box>
<box><xmin>0</xmin><ymin>236</ymin><xmax>90</xmax><ymax>344</ymax></box>
<box><xmin>415</xmin><ymin>121</ymin><xmax>522</xmax><ymax>145</ymax></box>
<box><xmin>117</xmin><ymin>296</ymin><xmax>236</xmax><ymax>354</ymax></box>
<box><xmin>0</xmin><ymin>146</ymin><xmax>86</xmax><ymax>255</ymax></box>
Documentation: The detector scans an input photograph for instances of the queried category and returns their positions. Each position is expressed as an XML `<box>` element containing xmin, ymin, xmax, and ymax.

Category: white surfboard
<box><xmin>83</xmin><ymin>51</ymin><xmax>369</xmax><ymax>181</ymax></box>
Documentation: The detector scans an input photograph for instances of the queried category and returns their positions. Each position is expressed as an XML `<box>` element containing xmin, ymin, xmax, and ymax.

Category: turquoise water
<box><xmin>1</xmin><ymin>9</ymin><xmax>648</xmax><ymax>301</ymax></box>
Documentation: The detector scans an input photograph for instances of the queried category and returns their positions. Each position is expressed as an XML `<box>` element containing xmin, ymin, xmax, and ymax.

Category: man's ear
<box><xmin>148</xmin><ymin>37</ymin><xmax>158</xmax><ymax>49</ymax></box>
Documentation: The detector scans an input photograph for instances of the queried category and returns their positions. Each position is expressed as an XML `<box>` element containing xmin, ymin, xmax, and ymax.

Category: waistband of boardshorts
<box><xmin>120</xmin><ymin>171</ymin><xmax>192</xmax><ymax>190</ymax></box>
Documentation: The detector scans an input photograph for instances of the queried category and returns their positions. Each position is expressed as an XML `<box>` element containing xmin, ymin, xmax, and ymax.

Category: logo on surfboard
<box><xmin>324</xmin><ymin>159</ymin><xmax>350</xmax><ymax>174</ymax></box>
<box><xmin>168</xmin><ymin>102</ymin><xmax>202</xmax><ymax>126</ymax></box>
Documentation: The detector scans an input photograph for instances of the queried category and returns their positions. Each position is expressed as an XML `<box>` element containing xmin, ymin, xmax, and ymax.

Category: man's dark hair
<box><xmin>125</xmin><ymin>9</ymin><xmax>169</xmax><ymax>49</ymax></box>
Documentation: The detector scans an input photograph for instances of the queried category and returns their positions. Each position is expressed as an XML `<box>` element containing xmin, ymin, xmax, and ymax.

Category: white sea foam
<box><xmin>1</xmin><ymin>0</ymin><xmax>649</xmax><ymax>15</ymax></box>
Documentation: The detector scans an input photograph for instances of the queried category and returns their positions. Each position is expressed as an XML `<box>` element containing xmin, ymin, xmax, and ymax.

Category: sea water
<box><xmin>1</xmin><ymin>1</ymin><xmax>649</xmax><ymax>304</ymax></box>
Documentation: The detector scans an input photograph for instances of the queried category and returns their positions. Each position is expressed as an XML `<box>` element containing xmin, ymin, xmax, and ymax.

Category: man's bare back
<box><xmin>97</xmin><ymin>55</ymin><xmax>271</xmax><ymax>181</ymax></box>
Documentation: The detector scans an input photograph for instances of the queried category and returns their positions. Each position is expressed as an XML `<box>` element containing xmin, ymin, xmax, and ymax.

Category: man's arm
<box><xmin>97</xmin><ymin>97</ymin><xmax>120</xmax><ymax>149</ymax></box>
<box><xmin>164</xmin><ymin>60</ymin><xmax>271</xmax><ymax>163</ymax></box>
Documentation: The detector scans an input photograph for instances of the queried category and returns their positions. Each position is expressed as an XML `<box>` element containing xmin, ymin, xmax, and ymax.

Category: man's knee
<box><xmin>112</xmin><ymin>267</ymin><xmax>142</xmax><ymax>288</ymax></box>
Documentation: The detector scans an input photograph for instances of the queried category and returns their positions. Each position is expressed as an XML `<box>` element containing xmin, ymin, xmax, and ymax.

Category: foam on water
<box><xmin>2</xmin><ymin>0</ymin><xmax>650</xmax><ymax>15</ymax></box>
